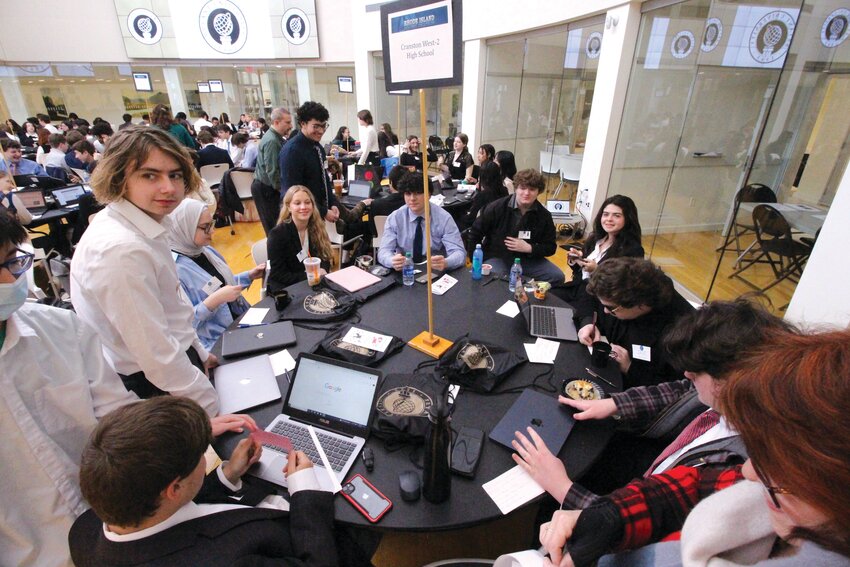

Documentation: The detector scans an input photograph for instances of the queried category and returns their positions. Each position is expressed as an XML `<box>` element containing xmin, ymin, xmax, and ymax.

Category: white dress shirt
<box><xmin>357</xmin><ymin>124</ymin><xmax>379</xmax><ymax>165</ymax></box>
<box><xmin>71</xmin><ymin>199</ymin><xmax>219</xmax><ymax>416</ymax></box>
<box><xmin>43</xmin><ymin>148</ymin><xmax>69</xmax><ymax>171</ymax></box>
<box><xmin>0</xmin><ymin>302</ymin><xmax>138</xmax><ymax>567</ymax></box>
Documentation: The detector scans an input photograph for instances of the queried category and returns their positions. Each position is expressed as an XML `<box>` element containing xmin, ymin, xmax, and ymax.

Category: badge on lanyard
<box><xmin>518</xmin><ymin>230</ymin><xmax>531</xmax><ymax>240</ymax></box>
<box><xmin>297</xmin><ymin>250</ymin><xmax>308</xmax><ymax>263</ymax></box>
<box><xmin>632</xmin><ymin>344</ymin><xmax>652</xmax><ymax>362</ymax></box>
<box><xmin>202</xmin><ymin>276</ymin><xmax>223</xmax><ymax>295</ymax></box>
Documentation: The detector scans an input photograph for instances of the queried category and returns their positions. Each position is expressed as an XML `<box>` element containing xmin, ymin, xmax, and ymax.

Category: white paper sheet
<box><xmin>432</xmin><ymin>274</ymin><xmax>458</xmax><ymax>295</ymax></box>
<box><xmin>268</xmin><ymin>349</ymin><xmax>296</xmax><ymax>376</ymax></box>
<box><xmin>238</xmin><ymin>307</ymin><xmax>269</xmax><ymax>326</ymax></box>
<box><xmin>524</xmin><ymin>338</ymin><xmax>560</xmax><ymax>364</ymax></box>
<box><xmin>497</xmin><ymin>300</ymin><xmax>520</xmax><ymax>318</ymax></box>
<box><xmin>342</xmin><ymin>327</ymin><xmax>393</xmax><ymax>353</ymax></box>
<box><xmin>494</xmin><ymin>550</ymin><xmax>546</xmax><ymax>567</ymax></box>
<box><xmin>483</xmin><ymin>465</ymin><xmax>545</xmax><ymax>515</ymax></box>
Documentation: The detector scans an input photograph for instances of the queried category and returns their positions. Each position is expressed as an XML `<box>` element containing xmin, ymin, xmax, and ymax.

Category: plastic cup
<box><xmin>481</xmin><ymin>263</ymin><xmax>492</xmax><ymax>276</ymax></box>
<box><xmin>333</xmin><ymin>178</ymin><xmax>345</xmax><ymax>198</ymax></box>
<box><xmin>304</xmin><ymin>257</ymin><xmax>322</xmax><ymax>286</ymax></box>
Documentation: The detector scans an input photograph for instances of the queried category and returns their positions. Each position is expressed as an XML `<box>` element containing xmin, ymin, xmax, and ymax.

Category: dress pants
<box><xmin>251</xmin><ymin>179</ymin><xmax>281</xmax><ymax>235</ymax></box>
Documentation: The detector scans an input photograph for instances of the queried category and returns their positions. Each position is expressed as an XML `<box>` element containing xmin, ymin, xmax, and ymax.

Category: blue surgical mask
<box><xmin>0</xmin><ymin>274</ymin><xmax>28</xmax><ymax>320</ymax></box>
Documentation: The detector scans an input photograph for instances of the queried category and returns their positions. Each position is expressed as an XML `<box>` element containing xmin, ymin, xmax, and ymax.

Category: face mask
<box><xmin>0</xmin><ymin>275</ymin><xmax>28</xmax><ymax>320</ymax></box>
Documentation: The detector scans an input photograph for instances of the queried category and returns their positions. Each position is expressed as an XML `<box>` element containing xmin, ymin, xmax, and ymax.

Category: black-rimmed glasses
<box><xmin>0</xmin><ymin>249</ymin><xmax>35</xmax><ymax>278</ymax></box>
<box><xmin>600</xmin><ymin>302</ymin><xmax>622</xmax><ymax>314</ymax></box>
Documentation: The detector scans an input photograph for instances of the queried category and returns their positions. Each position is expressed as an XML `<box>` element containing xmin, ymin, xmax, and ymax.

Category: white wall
<box><xmin>785</xmin><ymin>160</ymin><xmax>850</xmax><ymax>329</ymax></box>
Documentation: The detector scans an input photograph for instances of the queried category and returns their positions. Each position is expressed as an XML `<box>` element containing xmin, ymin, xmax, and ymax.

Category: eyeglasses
<box><xmin>196</xmin><ymin>222</ymin><xmax>214</xmax><ymax>234</ymax></box>
<box><xmin>600</xmin><ymin>302</ymin><xmax>622</xmax><ymax>314</ymax></box>
<box><xmin>752</xmin><ymin>461</ymin><xmax>792</xmax><ymax>509</ymax></box>
<box><xmin>309</xmin><ymin>122</ymin><xmax>329</xmax><ymax>132</ymax></box>
<box><xmin>0</xmin><ymin>249</ymin><xmax>35</xmax><ymax>278</ymax></box>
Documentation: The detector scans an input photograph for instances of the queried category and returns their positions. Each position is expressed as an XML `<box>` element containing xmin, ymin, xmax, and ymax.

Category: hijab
<box><xmin>167</xmin><ymin>198</ymin><xmax>236</xmax><ymax>286</ymax></box>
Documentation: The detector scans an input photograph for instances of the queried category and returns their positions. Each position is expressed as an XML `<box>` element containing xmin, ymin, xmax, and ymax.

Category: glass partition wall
<box><xmin>607</xmin><ymin>0</ymin><xmax>848</xmax><ymax>308</ymax></box>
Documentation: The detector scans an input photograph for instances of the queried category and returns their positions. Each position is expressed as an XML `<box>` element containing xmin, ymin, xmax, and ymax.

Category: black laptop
<box><xmin>489</xmin><ymin>389</ymin><xmax>576</xmax><ymax>453</ymax></box>
<box><xmin>14</xmin><ymin>188</ymin><xmax>48</xmax><ymax>217</ymax></box>
<box><xmin>221</xmin><ymin>320</ymin><xmax>297</xmax><ymax>358</ymax></box>
<box><xmin>340</xmin><ymin>180</ymin><xmax>373</xmax><ymax>207</ymax></box>
<box><xmin>52</xmin><ymin>184</ymin><xmax>88</xmax><ymax>209</ymax></box>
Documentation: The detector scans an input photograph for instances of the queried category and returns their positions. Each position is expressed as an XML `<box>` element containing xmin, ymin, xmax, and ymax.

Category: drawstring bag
<box><xmin>275</xmin><ymin>282</ymin><xmax>358</xmax><ymax>323</ymax></box>
<box><xmin>371</xmin><ymin>373</ymin><xmax>447</xmax><ymax>446</ymax></box>
<box><xmin>323</xmin><ymin>273</ymin><xmax>398</xmax><ymax>303</ymax></box>
<box><xmin>434</xmin><ymin>336</ymin><xmax>527</xmax><ymax>393</ymax></box>
<box><xmin>312</xmin><ymin>323</ymin><xmax>405</xmax><ymax>367</ymax></box>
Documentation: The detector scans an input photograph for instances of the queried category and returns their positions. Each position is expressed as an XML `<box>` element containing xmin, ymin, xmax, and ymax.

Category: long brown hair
<box><xmin>277</xmin><ymin>186</ymin><xmax>333</xmax><ymax>262</ymax></box>
<box><xmin>719</xmin><ymin>329</ymin><xmax>850</xmax><ymax>556</ymax></box>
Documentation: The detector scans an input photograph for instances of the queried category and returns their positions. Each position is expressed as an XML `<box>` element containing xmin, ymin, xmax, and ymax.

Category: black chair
<box><xmin>717</xmin><ymin>183</ymin><xmax>776</xmax><ymax>266</ymax></box>
<box><xmin>730</xmin><ymin>204</ymin><xmax>812</xmax><ymax>293</ymax></box>
<box><xmin>45</xmin><ymin>166</ymin><xmax>69</xmax><ymax>184</ymax></box>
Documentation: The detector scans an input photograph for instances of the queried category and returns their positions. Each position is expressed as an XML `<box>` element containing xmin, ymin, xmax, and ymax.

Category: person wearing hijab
<box><xmin>167</xmin><ymin>199</ymin><xmax>265</xmax><ymax>350</ymax></box>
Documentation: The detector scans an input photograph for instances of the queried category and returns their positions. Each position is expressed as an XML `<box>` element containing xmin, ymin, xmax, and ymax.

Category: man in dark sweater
<box><xmin>279</xmin><ymin>101</ymin><xmax>340</xmax><ymax>223</ymax></box>
<box><xmin>467</xmin><ymin>168</ymin><xmax>564</xmax><ymax>283</ymax></box>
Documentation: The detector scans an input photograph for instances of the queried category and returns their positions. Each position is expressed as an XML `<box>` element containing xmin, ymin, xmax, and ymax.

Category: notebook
<box><xmin>324</xmin><ymin>265</ymin><xmax>381</xmax><ymax>293</ymax></box>
<box><xmin>516</xmin><ymin>293</ymin><xmax>578</xmax><ymax>341</ymax></box>
<box><xmin>489</xmin><ymin>389</ymin><xmax>576</xmax><ymax>454</ymax></box>
<box><xmin>250</xmin><ymin>353</ymin><xmax>382</xmax><ymax>492</ymax></box>
<box><xmin>221</xmin><ymin>320</ymin><xmax>297</xmax><ymax>358</ymax></box>
<box><xmin>14</xmin><ymin>188</ymin><xmax>48</xmax><ymax>216</ymax></box>
<box><xmin>340</xmin><ymin>179</ymin><xmax>373</xmax><ymax>206</ymax></box>
<box><xmin>52</xmin><ymin>184</ymin><xmax>87</xmax><ymax>208</ymax></box>
<box><xmin>215</xmin><ymin>354</ymin><xmax>282</xmax><ymax>414</ymax></box>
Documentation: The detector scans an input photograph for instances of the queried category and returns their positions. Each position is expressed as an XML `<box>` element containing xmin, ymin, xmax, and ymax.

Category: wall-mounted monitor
<box><xmin>337</xmin><ymin>76</ymin><xmax>353</xmax><ymax>93</ymax></box>
<box><xmin>133</xmin><ymin>72</ymin><xmax>152</xmax><ymax>92</ymax></box>
<box><xmin>197</xmin><ymin>81</ymin><xmax>211</xmax><ymax>93</ymax></box>
<box><xmin>209</xmin><ymin>79</ymin><xmax>224</xmax><ymax>93</ymax></box>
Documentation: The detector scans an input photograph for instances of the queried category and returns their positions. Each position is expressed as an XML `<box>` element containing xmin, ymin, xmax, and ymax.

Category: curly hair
<box><xmin>512</xmin><ymin>169</ymin><xmax>545</xmax><ymax>193</ymax></box>
<box><xmin>297</xmin><ymin>101</ymin><xmax>329</xmax><ymax>125</ymax></box>
<box><xmin>587</xmin><ymin>257</ymin><xmax>673</xmax><ymax>309</ymax></box>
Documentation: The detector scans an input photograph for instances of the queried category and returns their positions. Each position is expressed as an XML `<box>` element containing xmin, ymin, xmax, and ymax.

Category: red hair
<box><xmin>719</xmin><ymin>328</ymin><xmax>850</xmax><ymax>554</ymax></box>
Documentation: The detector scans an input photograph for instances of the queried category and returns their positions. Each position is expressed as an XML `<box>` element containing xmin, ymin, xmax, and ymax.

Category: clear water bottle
<box><xmin>472</xmin><ymin>244</ymin><xmax>483</xmax><ymax>280</ymax></box>
<box><xmin>423</xmin><ymin>392</ymin><xmax>452</xmax><ymax>503</ymax></box>
<box><xmin>508</xmin><ymin>257</ymin><xmax>523</xmax><ymax>292</ymax></box>
<box><xmin>402</xmin><ymin>252</ymin><xmax>415</xmax><ymax>286</ymax></box>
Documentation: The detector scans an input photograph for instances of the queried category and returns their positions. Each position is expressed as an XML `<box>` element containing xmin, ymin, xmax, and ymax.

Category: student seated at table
<box><xmin>0</xmin><ymin>171</ymin><xmax>32</xmax><ymax>224</ymax></box>
<box><xmin>536</xmin><ymin>327</ymin><xmax>850</xmax><ymax>567</ymax></box>
<box><xmin>196</xmin><ymin>130</ymin><xmax>234</xmax><ymax>170</ymax></box>
<box><xmin>458</xmin><ymin>161</ymin><xmax>508</xmax><ymax>231</ymax></box>
<box><xmin>399</xmin><ymin>135</ymin><xmax>425</xmax><ymax>171</ymax></box>
<box><xmin>70</xmin><ymin>396</ymin><xmax>372</xmax><ymax>567</ymax></box>
<box><xmin>71</xmin><ymin>126</ymin><xmax>220</xmax><ymax>416</ymax></box>
<box><xmin>513</xmin><ymin>299</ymin><xmax>793</xmax><ymax>512</ymax></box>
<box><xmin>331</xmin><ymin>125</ymin><xmax>358</xmax><ymax>154</ymax></box>
<box><xmin>495</xmin><ymin>150</ymin><xmax>517</xmax><ymax>194</ymax></box>
<box><xmin>369</xmin><ymin>165</ymin><xmax>407</xmax><ymax>237</ymax></box>
<box><xmin>168</xmin><ymin>199</ymin><xmax>265</xmax><ymax>350</ymax></box>
<box><xmin>378</xmin><ymin>170</ymin><xmax>465</xmax><ymax>272</ymax></box>
<box><xmin>437</xmin><ymin>133</ymin><xmax>475</xmax><ymax>182</ymax></box>
<box><xmin>466</xmin><ymin>168</ymin><xmax>564</xmax><ymax>283</ymax></box>
<box><xmin>578</xmin><ymin>257</ymin><xmax>694</xmax><ymax>388</ymax></box>
<box><xmin>267</xmin><ymin>185</ymin><xmax>334</xmax><ymax>294</ymax></box>
<box><xmin>1</xmin><ymin>138</ymin><xmax>48</xmax><ymax>176</ymax></box>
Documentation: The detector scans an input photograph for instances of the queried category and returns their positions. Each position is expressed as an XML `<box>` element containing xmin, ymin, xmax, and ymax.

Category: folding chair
<box><xmin>325</xmin><ymin>220</ymin><xmax>363</xmax><ymax>269</ymax></box>
<box><xmin>717</xmin><ymin>183</ymin><xmax>776</xmax><ymax>266</ymax></box>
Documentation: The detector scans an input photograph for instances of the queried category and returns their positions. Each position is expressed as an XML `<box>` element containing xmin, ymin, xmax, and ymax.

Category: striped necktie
<box><xmin>645</xmin><ymin>409</ymin><xmax>720</xmax><ymax>476</ymax></box>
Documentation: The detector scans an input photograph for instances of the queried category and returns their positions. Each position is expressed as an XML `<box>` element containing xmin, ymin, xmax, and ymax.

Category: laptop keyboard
<box><xmin>269</xmin><ymin>421</ymin><xmax>357</xmax><ymax>472</ymax></box>
<box><xmin>531</xmin><ymin>305</ymin><xmax>558</xmax><ymax>337</ymax></box>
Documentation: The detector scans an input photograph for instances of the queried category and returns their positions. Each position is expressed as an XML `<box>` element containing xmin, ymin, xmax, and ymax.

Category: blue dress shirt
<box><xmin>1</xmin><ymin>158</ymin><xmax>48</xmax><ymax>177</ymax></box>
<box><xmin>378</xmin><ymin>204</ymin><xmax>465</xmax><ymax>270</ymax></box>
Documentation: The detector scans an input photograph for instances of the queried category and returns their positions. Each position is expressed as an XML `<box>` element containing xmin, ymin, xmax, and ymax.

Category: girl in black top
<box><xmin>331</xmin><ymin>126</ymin><xmax>358</xmax><ymax>153</ymax></box>
<box><xmin>459</xmin><ymin>161</ymin><xmax>508</xmax><ymax>230</ymax></box>
<box><xmin>439</xmin><ymin>133</ymin><xmax>474</xmax><ymax>181</ymax></box>
<box><xmin>378</xmin><ymin>123</ymin><xmax>400</xmax><ymax>158</ymax></box>
<box><xmin>399</xmin><ymin>135</ymin><xmax>424</xmax><ymax>170</ymax></box>
<box><xmin>495</xmin><ymin>150</ymin><xmax>517</xmax><ymax>194</ymax></box>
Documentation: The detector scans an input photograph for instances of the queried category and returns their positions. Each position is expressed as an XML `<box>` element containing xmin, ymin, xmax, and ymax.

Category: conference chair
<box><xmin>372</xmin><ymin>214</ymin><xmax>388</xmax><ymax>257</ymax></box>
<box><xmin>325</xmin><ymin>220</ymin><xmax>362</xmax><ymax>269</ymax></box>
<box><xmin>717</xmin><ymin>183</ymin><xmax>776</xmax><ymax>266</ymax></box>
<box><xmin>251</xmin><ymin>238</ymin><xmax>269</xmax><ymax>298</ymax></box>
<box><xmin>199</xmin><ymin>163</ymin><xmax>228</xmax><ymax>190</ymax></box>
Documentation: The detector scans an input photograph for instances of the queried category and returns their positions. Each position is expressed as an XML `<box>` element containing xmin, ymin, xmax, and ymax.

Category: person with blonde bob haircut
<box><xmin>71</xmin><ymin>126</ymin><xmax>220</xmax><ymax>416</ymax></box>
<box><xmin>266</xmin><ymin>185</ymin><xmax>333</xmax><ymax>295</ymax></box>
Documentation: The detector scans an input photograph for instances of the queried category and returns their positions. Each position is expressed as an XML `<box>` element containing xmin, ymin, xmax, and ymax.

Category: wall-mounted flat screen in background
<box><xmin>338</xmin><ymin>76</ymin><xmax>353</xmax><ymax>93</ymax></box>
<box><xmin>197</xmin><ymin>81</ymin><xmax>211</xmax><ymax>93</ymax></box>
<box><xmin>209</xmin><ymin>79</ymin><xmax>224</xmax><ymax>93</ymax></box>
<box><xmin>133</xmin><ymin>72</ymin><xmax>152</xmax><ymax>91</ymax></box>
<box><xmin>389</xmin><ymin>89</ymin><xmax>412</xmax><ymax>95</ymax></box>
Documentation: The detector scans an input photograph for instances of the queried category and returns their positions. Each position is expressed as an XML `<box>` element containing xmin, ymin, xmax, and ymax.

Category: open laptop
<box><xmin>52</xmin><ymin>184</ymin><xmax>87</xmax><ymax>209</ymax></box>
<box><xmin>250</xmin><ymin>353</ymin><xmax>382</xmax><ymax>491</ymax></box>
<box><xmin>221</xmin><ymin>320</ymin><xmax>297</xmax><ymax>358</ymax></box>
<box><xmin>516</xmin><ymin>290</ymin><xmax>578</xmax><ymax>341</ymax></box>
<box><xmin>340</xmin><ymin>179</ymin><xmax>373</xmax><ymax>207</ymax></box>
<box><xmin>215</xmin><ymin>354</ymin><xmax>282</xmax><ymax>414</ymax></box>
<box><xmin>14</xmin><ymin>188</ymin><xmax>48</xmax><ymax>217</ymax></box>
<box><xmin>489</xmin><ymin>389</ymin><xmax>576</xmax><ymax>453</ymax></box>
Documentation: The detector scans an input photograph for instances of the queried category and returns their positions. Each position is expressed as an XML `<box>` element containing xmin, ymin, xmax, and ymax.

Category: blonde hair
<box><xmin>89</xmin><ymin>126</ymin><xmax>201</xmax><ymax>204</ymax></box>
<box><xmin>277</xmin><ymin>186</ymin><xmax>333</xmax><ymax>262</ymax></box>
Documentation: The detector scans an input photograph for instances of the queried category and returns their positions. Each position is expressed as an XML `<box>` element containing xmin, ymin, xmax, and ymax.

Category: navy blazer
<box><xmin>197</xmin><ymin>144</ymin><xmax>234</xmax><ymax>170</ymax></box>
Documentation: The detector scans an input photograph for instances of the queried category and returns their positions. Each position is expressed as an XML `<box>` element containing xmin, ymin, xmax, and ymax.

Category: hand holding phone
<box><xmin>341</xmin><ymin>474</ymin><xmax>392</xmax><ymax>523</ymax></box>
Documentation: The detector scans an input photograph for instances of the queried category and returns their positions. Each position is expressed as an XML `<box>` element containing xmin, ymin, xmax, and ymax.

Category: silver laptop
<box><xmin>214</xmin><ymin>354</ymin><xmax>282</xmax><ymax>414</ymax></box>
<box><xmin>52</xmin><ymin>184</ymin><xmax>87</xmax><ymax>209</ymax></box>
<box><xmin>340</xmin><ymin>179</ymin><xmax>372</xmax><ymax>206</ymax></box>
<box><xmin>250</xmin><ymin>353</ymin><xmax>382</xmax><ymax>491</ymax></box>
<box><xmin>517</xmin><ymin>295</ymin><xmax>578</xmax><ymax>341</ymax></box>
<box><xmin>14</xmin><ymin>188</ymin><xmax>48</xmax><ymax>217</ymax></box>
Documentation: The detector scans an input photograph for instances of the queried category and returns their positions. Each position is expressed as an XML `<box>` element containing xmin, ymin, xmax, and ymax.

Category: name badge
<box><xmin>632</xmin><ymin>344</ymin><xmax>651</xmax><ymax>362</ymax></box>
<box><xmin>202</xmin><ymin>276</ymin><xmax>223</xmax><ymax>295</ymax></box>
<box><xmin>518</xmin><ymin>230</ymin><xmax>531</xmax><ymax>240</ymax></box>
<box><xmin>297</xmin><ymin>250</ymin><xmax>308</xmax><ymax>263</ymax></box>
<box><xmin>452</xmin><ymin>161</ymin><xmax>461</xmax><ymax>168</ymax></box>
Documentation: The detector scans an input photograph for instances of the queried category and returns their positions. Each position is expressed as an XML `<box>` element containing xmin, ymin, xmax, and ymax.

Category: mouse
<box><xmin>399</xmin><ymin>470</ymin><xmax>421</xmax><ymax>502</ymax></box>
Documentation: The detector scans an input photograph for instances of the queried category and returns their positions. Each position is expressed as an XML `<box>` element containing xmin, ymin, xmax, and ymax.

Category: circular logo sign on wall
<box><xmin>585</xmin><ymin>31</ymin><xmax>603</xmax><ymax>59</ymax></box>
<box><xmin>749</xmin><ymin>11</ymin><xmax>795</xmax><ymax>64</ymax></box>
<box><xmin>821</xmin><ymin>8</ymin><xmax>850</xmax><ymax>48</ymax></box>
<box><xmin>701</xmin><ymin>17</ymin><xmax>723</xmax><ymax>52</ymax></box>
<box><xmin>282</xmin><ymin>8</ymin><xmax>311</xmax><ymax>46</ymax></box>
<box><xmin>127</xmin><ymin>8</ymin><xmax>163</xmax><ymax>45</ymax></box>
<box><xmin>199</xmin><ymin>0</ymin><xmax>248</xmax><ymax>54</ymax></box>
<box><xmin>671</xmin><ymin>30</ymin><xmax>695</xmax><ymax>59</ymax></box>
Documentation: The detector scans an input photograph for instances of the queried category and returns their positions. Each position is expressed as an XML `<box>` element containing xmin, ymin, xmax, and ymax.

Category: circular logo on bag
<box><xmin>821</xmin><ymin>9</ymin><xmax>850</xmax><ymax>48</ymax></box>
<box><xmin>749</xmin><ymin>11</ymin><xmax>795</xmax><ymax>64</ymax></box>
<box><xmin>585</xmin><ymin>32</ymin><xmax>603</xmax><ymax>59</ymax></box>
<box><xmin>671</xmin><ymin>30</ymin><xmax>695</xmax><ymax>59</ymax></box>
<box><xmin>457</xmin><ymin>343</ymin><xmax>494</xmax><ymax>371</ymax></box>
<box><xmin>199</xmin><ymin>0</ymin><xmax>247</xmax><ymax>54</ymax></box>
<box><xmin>330</xmin><ymin>339</ymin><xmax>375</xmax><ymax>357</ymax></box>
<box><xmin>304</xmin><ymin>291</ymin><xmax>338</xmax><ymax>314</ymax></box>
<box><xmin>127</xmin><ymin>8</ymin><xmax>162</xmax><ymax>45</ymax></box>
<box><xmin>701</xmin><ymin>18</ymin><xmax>723</xmax><ymax>52</ymax></box>
<box><xmin>376</xmin><ymin>386</ymin><xmax>433</xmax><ymax>417</ymax></box>
<box><xmin>282</xmin><ymin>8</ymin><xmax>310</xmax><ymax>46</ymax></box>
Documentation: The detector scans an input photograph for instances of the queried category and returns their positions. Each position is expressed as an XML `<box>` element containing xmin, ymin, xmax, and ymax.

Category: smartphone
<box><xmin>340</xmin><ymin>474</ymin><xmax>392</xmax><ymax>523</ymax></box>
<box><xmin>415</xmin><ymin>272</ymin><xmax>439</xmax><ymax>284</ymax></box>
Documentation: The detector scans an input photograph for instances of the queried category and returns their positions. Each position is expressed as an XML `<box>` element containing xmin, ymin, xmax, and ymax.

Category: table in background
<box><xmin>214</xmin><ymin>269</ymin><xmax>621</xmax><ymax>531</ymax></box>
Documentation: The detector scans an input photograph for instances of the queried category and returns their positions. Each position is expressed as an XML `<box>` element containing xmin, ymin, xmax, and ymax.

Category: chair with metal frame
<box><xmin>730</xmin><ymin>204</ymin><xmax>812</xmax><ymax>293</ymax></box>
<box><xmin>325</xmin><ymin>220</ymin><xmax>363</xmax><ymax>270</ymax></box>
<box><xmin>199</xmin><ymin>163</ymin><xmax>229</xmax><ymax>190</ymax></box>
<box><xmin>717</xmin><ymin>183</ymin><xmax>776</xmax><ymax>266</ymax></box>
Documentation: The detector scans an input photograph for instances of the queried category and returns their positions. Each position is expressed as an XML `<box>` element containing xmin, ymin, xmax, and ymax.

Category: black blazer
<box><xmin>569</xmin><ymin>233</ymin><xmax>645</xmax><ymax>283</ymax></box>
<box><xmin>197</xmin><ymin>145</ymin><xmax>234</xmax><ymax>170</ymax></box>
<box><xmin>267</xmin><ymin>221</ymin><xmax>331</xmax><ymax>294</ymax></box>
<box><xmin>68</xmin><ymin>490</ymin><xmax>338</xmax><ymax>567</ymax></box>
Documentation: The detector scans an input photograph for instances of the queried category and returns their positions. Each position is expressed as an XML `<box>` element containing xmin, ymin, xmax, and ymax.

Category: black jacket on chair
<box><xmin>197</xmin><ymin>145</ymin><xmax>234</xmax><ymax>169</ymax></box>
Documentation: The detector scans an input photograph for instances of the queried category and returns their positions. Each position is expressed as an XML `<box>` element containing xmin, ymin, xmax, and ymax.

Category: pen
<box><xmin>585</xmin><ymin>367</ymin><xmax>617</xmax><ymax>390</ymax></box>
<box><xmin>238</xmin><ymin>322</ymin><xmax>270</xmax><ymax>328</ymax></box>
